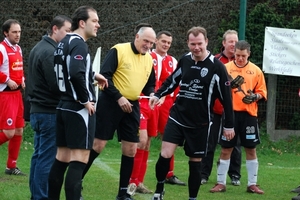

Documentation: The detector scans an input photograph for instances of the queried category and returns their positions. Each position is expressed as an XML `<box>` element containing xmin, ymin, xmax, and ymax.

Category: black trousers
<box><xmin>201</xmin><ymin>113</ymin><xmax>241</xmax><ymax>180</ymax></box>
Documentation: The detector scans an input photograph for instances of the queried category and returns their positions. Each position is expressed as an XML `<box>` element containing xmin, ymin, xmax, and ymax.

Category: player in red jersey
<box><xmin>0</xmin><ymin>19</ymin><xmax>26</xmax><ymax>176</ymax></box>
<box><xmin>201</xmin><ymin>30</ymin><xmax>241</xmax><ymax>186</ymax></box>
<box><xmin>153</xmin><ymin>31</ymin><xmax>185</xmax><ymax>186</ymax></box>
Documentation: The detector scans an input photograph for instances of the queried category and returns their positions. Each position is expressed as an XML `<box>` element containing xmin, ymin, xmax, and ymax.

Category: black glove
<box><xmin>230</xmin><ymin>75</ymin><xmax>244</xmax><ymax>89</ymax></box>
<box><xmin>242</xmin><ymin>90</ymin><xmax>258</xmax><ymax>104</ymax></box>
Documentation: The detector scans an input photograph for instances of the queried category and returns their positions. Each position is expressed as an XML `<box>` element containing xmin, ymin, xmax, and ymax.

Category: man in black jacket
<box><xmin>27</xmin><ymin>15</ymin><xmax>71</xmax><ymax>200</ymax></box>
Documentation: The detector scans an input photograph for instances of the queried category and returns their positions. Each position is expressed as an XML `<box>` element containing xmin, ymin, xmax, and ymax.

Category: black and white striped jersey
<box><xmin>54</xmin><ymin>33</ymin><xmax>96</xmax><ymax>104</ymax></box>
<box><xmin>155</xmin><ymin>52</ymin><xmax>234</xmax><ymax>129</ymax></box>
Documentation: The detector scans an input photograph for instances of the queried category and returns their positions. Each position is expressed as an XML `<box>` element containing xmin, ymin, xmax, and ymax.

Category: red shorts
<box><xmin>0</xmin><ymin>91</ymin><xmax>25</xmax><ymax>129</ymax></box>
<box><xmin>158</xmin><ymin>96</ymin><xmax>173</xmax><ymax>134</ymax></box>
<box><xmin>139</xmin><ymin>99</ymin><xmax>158</xmax><ymax>137</ymax></box>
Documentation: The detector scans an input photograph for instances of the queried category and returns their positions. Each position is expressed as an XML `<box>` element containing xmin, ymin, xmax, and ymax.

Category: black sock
<box><xmin>118</xmin><ymin>155</ymin><xmax>134</xmax><ymax>197</ymax></box>
<box><xmin>188</xmin><ymin>161</ymin><xmax>202</xmax><ymax>199</ymax></box>
<box><xmin>65</xmin><ymin>161</ymin><xmax>86</xmax><ymax>200</ymax></box>
<box><xmin>155</xmin><ymin>154</ymin><xmax>171</xmax><ymax>193</ymax></box>
<box><xmin>48</xmin><ymin>159</ymin><xmax>69</xmax><ymax>200</ymax></box>
<box><xmin>82</xmin><ymin>149</ymin><xmax>99</xmax><ymax>179</ymax></box>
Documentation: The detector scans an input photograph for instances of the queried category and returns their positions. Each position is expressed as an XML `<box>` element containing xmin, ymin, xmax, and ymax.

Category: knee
<box><xmin>123</xmin><ymin>149</ymin><xmax>136</xmax><ymax>157</ymax></box>
<box><xmin>245</xmin><ymin>148</ymin><xmax>257</xmax><ymax>158</ymax></box>
<box><xmin>120</xmin><ymin>141</ymin><xmax>137</xmax><ymax>157</ymax></box>
<box><xmin>3</xmin><ymin>130</ymin><xmax>15</xmax><ymax>139</ymax></box>
<box><xmin>160</xmin><ymin>149</ymin><xmax>173</xmax><ymax>159</ymax></box>
<box><xmin>93</xmin><ymin>139</ymin><xmax>107</xmax><ymax>153</ymax></box>
<box><xmin>15</xmin><ymin>128</ymin><xmax>23</xmax><ymax>136</ymax></box>
<box><xmin>220</xmin><ymin>147</ymin><xmax>233</xmax><ymax>158</ymax></box>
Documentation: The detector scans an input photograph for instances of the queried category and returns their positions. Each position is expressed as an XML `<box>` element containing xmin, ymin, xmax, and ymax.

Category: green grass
<box><xmin>1</xmin><ymin>123</ymin><xmax>300</xmax><ymax>199</ymax></box>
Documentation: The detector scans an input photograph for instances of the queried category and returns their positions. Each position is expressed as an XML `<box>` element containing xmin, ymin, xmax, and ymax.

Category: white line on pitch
<box><xmin>93</xmin><ymin>158</ymin><xmax>153</xmax><ymax>200</ymax></box>
<box><xmin>97</xmin><ymin>158</ymin><xmax>300</xmax><ymax>170</ymax></box>
<box><xmin>93</xmin><ymin>158</ymin><xmax>119</xmax><ymax>179</ymax></box>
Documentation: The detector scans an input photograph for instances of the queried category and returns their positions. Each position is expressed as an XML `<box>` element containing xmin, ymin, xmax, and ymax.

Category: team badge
<box><xmin>200</xmin><ymin>68</ymin><xmax>208</xmax><ymax>77</ymax></box>
<box><xmin>153</xmin><ymin>59</ymin><xmax>157</xmax><ymax>66</ymax></box>
<box><xmin>7</xmin><ymin>118</ymin><xmax>13</xmax><ymax>126</ymax></box>
<box><xmin>169</xmin><ymin>61</ymin><xmax>173</xmax><ymax>68</ymax></box>
<box><xmin>74</xmin><ymin>55</ymin><xmax>84</xmax><ymax>60</ymax></box>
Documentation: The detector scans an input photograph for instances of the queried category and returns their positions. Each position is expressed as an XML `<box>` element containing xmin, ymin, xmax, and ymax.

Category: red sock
<box><xmin>166</xmin><ymin>155</ymin><xmax>175</xmax><ymax>178</ymax></box>
<box><xmin>7</xmin><ymin>135</ymin><xmax>22</xmax><ymax>169</ymax></box>
<box><xmin>138</xmin><ymin>150</ymin><xmax>149</xmax><ymax>183</ymax></box>
<box><xmin>0</xmin><ymin>131</ymin><xmax>9</xmax><ymax>145</ymax></box>
<box><xmin>130</xmin><ymin>148</ymin><xmax>144</xmax><ymax>185</ymax></box>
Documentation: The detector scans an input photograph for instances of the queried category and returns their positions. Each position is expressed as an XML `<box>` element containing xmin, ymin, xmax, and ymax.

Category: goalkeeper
<box><xmin>210</xmin><ymin>40</ymin><xmax>267</xmax><ymax>194</ymax></box>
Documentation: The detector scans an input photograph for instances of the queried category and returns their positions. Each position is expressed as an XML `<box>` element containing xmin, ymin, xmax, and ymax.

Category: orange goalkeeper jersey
<box><xmin>225</xmin><ymin>61</ymin><xmax>267</xmax><ymax>117</ymax></box>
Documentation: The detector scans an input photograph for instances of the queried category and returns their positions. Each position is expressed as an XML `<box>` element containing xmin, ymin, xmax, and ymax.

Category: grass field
<box><xmin>1</xmin><ymin>124</ymin><xmax>300</xmax><ymax>200</ymax></box>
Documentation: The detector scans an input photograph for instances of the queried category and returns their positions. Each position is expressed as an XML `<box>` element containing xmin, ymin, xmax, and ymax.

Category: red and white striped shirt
<box><xmin>0</xmin><ymin>38</ymin><xmax>24</xmax><ymax>91</ymax></box>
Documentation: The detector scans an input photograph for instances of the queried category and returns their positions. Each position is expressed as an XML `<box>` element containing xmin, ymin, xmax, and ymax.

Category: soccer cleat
<box><xmin>5</xmin><ymin>167</ymin><xmax>26</xmax><ymax>176</ymax></box>
<box><xmin>152</xmin><ymin>190</ymin><xmax>164</xmax><ymax>200</ymax></box>
<box><xmin>210</xmin><ymin>184</ymin><xmax>226</xmax><ymax>193</ymax></box>
<box><xmin>127</xmin><ymin>183</ymin><xmax>137</xmax><ymax>196</ymax></box>
<box><xmin>231</xmin><ymin>177</ymin><xmax>241</xmax><ymax>186</ymax></box>
<box><xmin>292</xmin><ymin>193</ymin><xmax>300</xmax><ymax>200</ymax></box>
<box><xmin>291</xmin><ymin>185</ymin><xmax>300</xmax><ymax>193</ymax></box>
<box><xmin>165</xmin><ymin>175</ymin><xmax>186</xmax><ymax>186</ymax></box>
<box><xmin>115</xmin><ymin>193</ymin><xmax>134</xmax><ymax>200</ymax></box>
<box><xmin>136</xmin><ymin>183</ymin><xmax>152</xmax><ymax>194</ymax></box>
<box><xmin>246</xmin><ymin>185</ymin><xmax>264</xmax><ymax>194</ymax></box>
<box><xmin>201</xmin><ymin>178</ymin><xmax>208</xmax><ymax>185</ymax></box>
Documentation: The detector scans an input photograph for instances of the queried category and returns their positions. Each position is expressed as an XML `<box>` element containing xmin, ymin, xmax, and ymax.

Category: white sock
<box><xmin>246</xmin><ymin>159</ymin><xmax>258</xmax><ymax>186</ymax></box>
<box><xmin>217</xmin><ymin>159</ymin><xmax>230</xmax><ymax>185</ymax></box>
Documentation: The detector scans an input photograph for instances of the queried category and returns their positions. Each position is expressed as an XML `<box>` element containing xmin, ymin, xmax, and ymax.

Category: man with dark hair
<box><xmin>81</xmin><ymin>25</ymin><xmax>156</xmax><ymax>200</ymax></box>
<box><xmin>27</xmin><ymin>15</ymin><xmax>71</xmax><ymax>200</ymax></box>
<box><xmin>154</xmin><ymin>31</ymin><xmax>185</xmax><ymax>187</ymax></box>
<box><xmin>149</xmin><ymin>26</ymin><xmax>235</xmax><ymax>200</ymax></box>
<box><xmin>0</xmin><ymin>19</ymin><xmax>26</xmax><ymax>176</ymax></box>
<box><xmin>210</xmin><ymin>40</ymin><xmax>267</xmax><ymax>194</ymax></box>
<box><xmin>47</xmin><ymin>6</ymin><xmax>108</xmax><ymax>200</ymax></box>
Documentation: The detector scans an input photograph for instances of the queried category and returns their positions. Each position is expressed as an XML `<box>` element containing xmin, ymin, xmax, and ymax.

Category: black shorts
<box><xmin>56</xmin><ymin>101</ymin><xmax>96</xmax><ymax>149</ymax></box>
<box><xmin>219</xmin><ymin>111</ymin><xmax>260</xmax><ymax>148</ymax></box>
<box><xmin>95</xmin><ymin>92</ymin><xmax>140</xmax><ymax>143</ymax></box>
<box><xmin>163</xmin><ymin>118</ymin><xmax>210</xmax><ymax>158</ymax></box>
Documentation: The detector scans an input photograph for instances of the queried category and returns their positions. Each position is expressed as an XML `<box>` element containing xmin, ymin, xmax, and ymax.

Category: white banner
<box><xmin>263</xmin><ymin>27</ymin><xmax>300</xmax><ymax>76</ymax></box>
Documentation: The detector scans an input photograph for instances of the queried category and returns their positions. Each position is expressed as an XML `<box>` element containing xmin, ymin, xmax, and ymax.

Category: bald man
<box><xmin>82</xmin><ymin>25</ymin><xmax>156</xmax><ymax>200</ymax></box>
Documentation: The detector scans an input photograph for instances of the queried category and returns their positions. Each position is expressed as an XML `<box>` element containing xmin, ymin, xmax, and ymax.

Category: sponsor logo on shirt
<box><xmin>74</xmin><ymin>55</ymin><xmax>84</xmax><ymax>60</ymax></box>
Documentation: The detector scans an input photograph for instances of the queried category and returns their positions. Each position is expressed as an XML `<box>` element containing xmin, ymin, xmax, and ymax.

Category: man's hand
<box><xmin>117</xmin><ymin>96</ymin><xmax>133</xmax><ymax>113</ymax></box>
<box><xmin>95</xmin><ymin>73</ymin><xmax>108</xmax><ymax>90</ymax></box>
<box><xmin>157</xmin><ymin>96</ymin><xmax>166</xmax><ymax>106</ymax></box>
<box><xmin>7</xmin><ymin>79</ymin><xmax>18</xmax><ymax>90</ymax></box>
<box><xmin>242</xmin><ymin>90</ymin><xmax>259</xmax><ymax>104</ymax></box>
<box><xmin>84</xmin><ymin>101</ymin><xmax>96</xmax><ymax>116</ymax></box>
<box><xmin>223</xmin><ymin>128</ymin><xmax>235</xmax><ymax>141</ymax></box>
<box><xmin>149</xmin><ymin>96</ymin><xmax>159</xmax><ymax>110</ymax></box>
<box><xmin>230</xmin><ymin>75</ymin><xmax>244</xmax><ymax>89</ymax></box>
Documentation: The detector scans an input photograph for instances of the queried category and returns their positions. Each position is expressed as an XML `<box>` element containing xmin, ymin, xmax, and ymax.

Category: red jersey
<box><xmin>213</xmin><ymin>52</ymin><xmax>234</xmax><ymax>114</ymax></box>
<box><xmin>151</xmin><ymin>50</ymin><xmax>178</xmax><ymax>97</ymax></box>
<box><xmin>0</xmin><ymin>38</ymin><xmax>24</xmax><ymax>91</ymax></box>
<box><xmin>139</xmin><ymin>51</ymin><xmax>178</xmax><ymax>103</ymax></box>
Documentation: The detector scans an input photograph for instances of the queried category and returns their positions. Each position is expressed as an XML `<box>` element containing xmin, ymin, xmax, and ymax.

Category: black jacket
<box><xmin>27</xmin><ymin>35</ymin><xmax>60</xmax><ymax>114</ymax></box>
